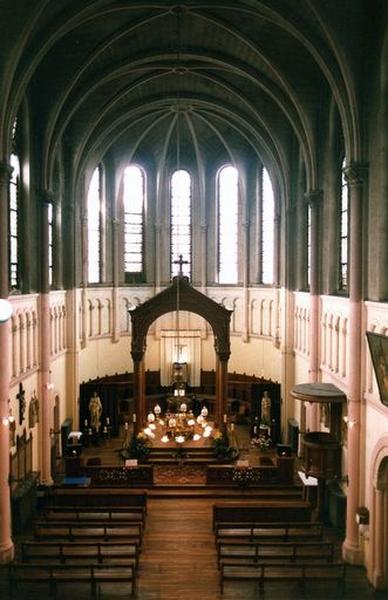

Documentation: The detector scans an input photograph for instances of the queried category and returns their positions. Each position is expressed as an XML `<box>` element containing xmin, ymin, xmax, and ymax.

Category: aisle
<box><xmin>137</xmin><ymin>498</ymin><xmax>222</xmax><ymax>600</ymax></box>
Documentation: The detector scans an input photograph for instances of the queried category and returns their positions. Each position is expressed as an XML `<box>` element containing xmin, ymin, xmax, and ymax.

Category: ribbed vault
<box><xmin>0</xmin><ymin>0</ymin><xmax>366</xmax><ymax>198</ymax></box>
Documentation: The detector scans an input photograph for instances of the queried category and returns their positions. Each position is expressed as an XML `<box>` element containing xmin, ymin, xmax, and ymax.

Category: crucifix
<box><xmin>17</xmin><ymin>382</ymin><xmax>26</xmax><ymax>425</ymax></box>
<box><xmin>173</xmin><ymin>254</ymin><xmax>189</xmax><ymax>277</ymax></box>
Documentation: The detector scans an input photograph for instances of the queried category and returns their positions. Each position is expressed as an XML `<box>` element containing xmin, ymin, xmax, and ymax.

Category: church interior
<box><xmin>0</xmin><ymin>1</ymin><xmax>387</xmax><ymax>598</ymax></box>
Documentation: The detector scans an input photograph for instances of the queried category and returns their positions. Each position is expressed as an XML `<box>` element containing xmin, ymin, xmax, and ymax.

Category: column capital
<box><xmin>304</xmin><ymin>189</ymin><xmax>323</xmax><ymax>207</ymax></box>
<box><xmin>343</xmin><ymin>162</ymin><xmax>368</xmax><ymax>186</ymax></box>
<box><xmin>0</xmin><ymin>161</ymin><xmax>13</xmax><ymax>183</ymax></box>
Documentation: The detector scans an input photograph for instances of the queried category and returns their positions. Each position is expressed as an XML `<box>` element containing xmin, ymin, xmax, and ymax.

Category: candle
<box><xmin>88</xmin><ymin>428</ymin><xmax>92</xmax><ymax>435</ymax></box>
<box><xmin>84</xmin><ymin>419</ymin><xmax>88</xmax><ymax>427</ymax></box>
<box><xmin>231</xmin><ymin>423</ymin><xmax>235</xmax><ymax>431</ymax></box>
<box><xmin>106</xmin><ymin>417</ymin><xmax>110</xmax><ymax>425</ymax></box>
<box><xmin>124</xmin><ymin>422</ymin><xmax>129</xmax><ymax>430</ymax></box>
<box><xmin>223</xmin><ymin>414</ymin><xmax>227</xmax><ymax>424</ymax></box>
<box><xmin>132</xmin><ymin>413</ymin><xmax>137</xmax><ymax>423</ymax></box>
<box><xmin>103</xmin><ymin>426</ymin><xmax>107</xmax><ymax>433</ymax></box>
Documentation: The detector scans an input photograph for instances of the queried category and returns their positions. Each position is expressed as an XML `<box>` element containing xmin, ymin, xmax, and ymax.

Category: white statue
<box><xmin>261</xmin><ymin>390</ymin><xmax>271</xmax><ymax>425</ymax></box>
<box><xmin>89</xmin><ymin>391</ymin><xmax>102</xmax><ymax>431</ymax></box>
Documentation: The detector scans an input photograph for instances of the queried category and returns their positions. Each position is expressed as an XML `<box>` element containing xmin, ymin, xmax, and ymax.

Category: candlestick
<box><xmin>84</xmin><ymin>419</ymin><xmax>88</xmax><ymax>427</ymax></box>
<box><xmin>106</xmin><ymin>417</ymin><xmax>110</xmax><ymax>425</ymax></box>
<box><xmin>124</xmin><ymin>422</ymin><xmax>129</xmax><ymax>430</ymax></box>
<box><xmin>231</xmin><ymin>423</ymin><xmax>235</xmax><ymax>431</ymax></box>
<box><xmin>223</xmin><ymin>414</ymin><xmax>227</xmax><ymax>424</ymax></box>
<box><xmin>132</xmin><ymin>413</ymin><xmax>136</xmax><ymax>423</ymax></box>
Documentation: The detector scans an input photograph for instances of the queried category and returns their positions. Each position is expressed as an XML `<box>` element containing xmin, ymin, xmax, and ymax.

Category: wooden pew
<box><xmin>212</xmin><ymin>501</ymin><xmax>312</xmax><ymax>529</ymax></box>
<box><xmin>33</xmin><ymin>522</ymin><xmax>142</xmax><ymax>543</ymax></box>
<box><xmin>215</xmin><ymin>521</ymin><xmax>324</xmax><ymax>542</ymax></box>
<box><xmin>47</xmin><ymin>488</ymin><xmax>148</xmax><ymax>513</ymax></box>
<box><xmin>34</xmin><ymin>518</ymin><xmax>143</xmax><ymax>540</ymax></box>
<box><xmin>41</xmin><ymin>506</ymin><xmax>146</xmax><ymax>524</ymax></box>
<box><xmin>217</xmin><ymin>540</ymin><xmax>335</xmax><ymax>568</ymax></box>
<box><xmin>21</xmin><ymin>540</ymin><xmax>140</xmax><ymax>569</ymax></box>
<box><xmin>9</xmin><ymin>562</ymin><xmax>137</xmax><ymax>597</ymax></box>
<box><xmin>219</xmin><ymin>561</ymin><xmax>347</xmax><ymax>594</ymax></box>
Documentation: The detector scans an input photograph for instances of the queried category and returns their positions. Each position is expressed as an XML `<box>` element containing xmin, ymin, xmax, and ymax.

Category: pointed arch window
<box><xmin>87</xmin><ymin>165</ymin><xmax>102</xmax><ymax>283</ymax></box>
<box><xmin>171</xmin><ymin>169</ymin><xmax>191</xmax><ymax>278</ymax></box>
<box><xmin>339</xmin><ymin>159</ymin><xmax>349</xmax><ymax>291</ymax></box>
<box><xmin>218</xmin><ymin>166</ymin><xmax>238</xmax><ymax>284</ymax></box>
<box><xmin>307</xmin><ymin>203</ymin><xmax>312</xmax><ymax>289</ymax></box>
<box><xmin>261</xmin><ymin>168</ymin><xmax>274</xmax><ymax>284</ymax></box>
<box><xmin>48</xmin><ymin>202</ymin><xmax>53</xmax><ymax>287</ymax></box>
<box><xmin>9</xmin><ymin>152</ymin><xmax>20</xmax><ymax>289</ymax></box>
<box><xmin>124</xmin><ymin>165</ymin><xmax>144</xmax><ymax>277</ymax></box>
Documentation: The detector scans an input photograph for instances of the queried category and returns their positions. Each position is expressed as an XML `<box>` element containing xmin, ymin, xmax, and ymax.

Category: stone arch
<box><xmin>130</xmin><ymin>275</ymin><xmax>232</xmax><ymax>429</ymax></box>
<box><xmin>369</xmin><ymin>436</ymin><xmax>388</xmax><ymax>589</ymax></box>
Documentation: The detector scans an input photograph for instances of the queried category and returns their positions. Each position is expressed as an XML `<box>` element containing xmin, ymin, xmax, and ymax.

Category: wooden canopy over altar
<box><xmin>129</xmin><ymin>275</ymin><xmax>232</xmax><ymax>431</ymax></box>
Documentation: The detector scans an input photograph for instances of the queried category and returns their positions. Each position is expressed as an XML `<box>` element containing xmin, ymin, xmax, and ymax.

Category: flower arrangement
<box><xmin>232</xmin><ymin>466</ymin><xmax>260</xmax><ymax>487</ymax></box>
<box><xmin>251</xmin><ymin>433</ymin><xmax>272</xmax><ymax>451</ymax></box>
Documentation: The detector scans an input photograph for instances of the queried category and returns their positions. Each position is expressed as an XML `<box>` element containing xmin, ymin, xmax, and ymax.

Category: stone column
<box><xmin>0</xmin><ymin>161</ymin><xmax>14</xmax><ymax>563</ymax></box>
<box><xmin>305</xmin><ymin>190</ymin><xmax>322</xmax><ymax>431</ymax></box>
<box><xmin>111</xmin><ymin>218</ymin><xmax>119</xmax><ymax>342</ymax></box>
<box><xmin>39</xmin><ymin>191</ymin><xmax>53</xmax><ymax>485</ymax></box>
<box><xmin>373</xmin><ymin>488</ymin><xmax>384</xmax><ymax>587</ymax></box>
<box><xmin>242</xmin><ymin>221</ymin><xmax>250</xmax><ymax>342</ymax></box>
<box><xmin>154</xmin><ymin>223</ymin><xmax>161</xmax><ymax>289</ymax></box>
<box><xmin>200</xmin><ymin>224</ymin><xmax>207</xmax><ymax>291</ymax></box>
<box><xmin>133</xmin><ymin>357</ymin><xmax>145</xmax><ymax>435</ymax></box>
<box><xmin>342</xmin><ymin>163</ymin><xmax>367</xmax><ymax>564</ymax></box>
<box><xmin>215</xmin><ymin>356</ymin><xmax>228</xmax><ymax>433</ymax></box>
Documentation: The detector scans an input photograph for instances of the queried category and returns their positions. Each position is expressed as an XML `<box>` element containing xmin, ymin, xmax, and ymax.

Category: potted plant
<box><xmin>212</xmin><ymin>433</ymin><xmax>238</xmax><ymax>463</ymax></box>
<box><xmin>124</xmin><ymin>432</ymin><xmax>151</xmax><ymax>462</ymax></box>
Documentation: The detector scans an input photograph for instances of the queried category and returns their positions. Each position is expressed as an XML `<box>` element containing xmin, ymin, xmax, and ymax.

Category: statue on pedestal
<box><xmin>89</xmin><ymin>391</ymin><xmax>102</xmax><ymax>432</ymax></box>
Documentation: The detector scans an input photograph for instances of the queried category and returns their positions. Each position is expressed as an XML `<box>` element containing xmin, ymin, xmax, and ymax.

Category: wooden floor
<box><xmin>1</xmin><ymin>496</ymin><xmax>384</xmax><ymax>600</ymax></box>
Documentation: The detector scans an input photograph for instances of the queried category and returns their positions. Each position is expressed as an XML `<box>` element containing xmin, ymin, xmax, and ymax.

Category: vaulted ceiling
<box><xmin>0</xmin><ymin>1</ymin><xmax>368</xmax><ymax>191</ymax></box>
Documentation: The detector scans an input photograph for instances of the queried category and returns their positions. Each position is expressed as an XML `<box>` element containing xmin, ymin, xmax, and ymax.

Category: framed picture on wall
<box><xmin>366</xmin><ymin>332</ymin><xmax>388</xmax><ymax>407</ymax></box>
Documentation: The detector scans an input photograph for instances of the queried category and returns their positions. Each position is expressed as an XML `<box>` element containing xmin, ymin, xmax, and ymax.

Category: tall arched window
<box><xmin>123</xmin><ymin>165</ymin><xmax>145</xmax><ymax>278</ymax></box>
<box><xmin>9</xmin><ymin>151</ymin><xmax>20</xmax><ymax>289</ymax></box>
<box><xmin>307</xmin><ymin>203</ymin><xmax>312</xmax><ymax>289</ymax></box>
<box><xmin>261</xmin><ymin>168</ymin><xmax>274</xmax><ymax>284</ymax></box>
<box><xmin>171</xmin><ymin>169</ymin><xmax>191</xmax><ymax>278</ymax></box>
<box><xmin>87</xmin><ymin>165</ymin><xmax>102</xmax><ymax>283</ymax></box>
<box><xmin>218</xmin><ymin>165</ymin><xmax>238</xmax><ymax>284</ymax></box>
<box><xmin>339</xmin><ymin>158</ymin><xmax>349</xmax><ymax>291</ymax></box>
<box><xmin>48</xmin><ymin>202</ymin><xmax>53</xmax><ymax>287</ymax></box>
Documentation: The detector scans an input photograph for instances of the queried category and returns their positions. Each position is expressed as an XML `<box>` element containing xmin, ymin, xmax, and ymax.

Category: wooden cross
<box><xmin>173</xmin><ymin>254</ymin><xmax>189</xmax><ymax>276</ymax></box>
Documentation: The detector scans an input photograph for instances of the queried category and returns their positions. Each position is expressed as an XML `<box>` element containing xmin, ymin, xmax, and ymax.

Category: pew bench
<box><xmin>21</xmin><ymin>540</ymin><xmax>140</xmax><ymax>569</ymax></box>
<box><xmin>215</xmin><ymin>521</ymin><xmax>324</xmax><ymax>542</ymax></box>
<box><xmin>48</xmin><ymin>488</ymin><xmax>148</xmax><ymax>513</ymax></box>
<box><xmin>220</xmin><ymin>561</ymin><xmax>347</xmax><ymax>595</ymax></box>
<box><xmin>217</xmin><ymin>540</ymin><xmax>335</xmax><ymax>568</ymax></box>
<box><xmin>8</xmin><ymin>562</ymin><xmax>137</xmax><ymax>597</ymax></box>
<box><xmin>34</xmin><ymin>518</ymin><xmax>143</xmax><ymax>539</ymax></box>
<box><xmin>33</xmin><ymin>522</ymin><xmax>142</xmax><ymax>543</ymax></box>
<box><xmin>41</xmin><ymin>506</ymin><xmax>146</xmax><ymax>524</ymax></box>
<box><xmin>212</xmin><ymin>501</ymin><xmax>312</xmax><ymax>529</ymax></box>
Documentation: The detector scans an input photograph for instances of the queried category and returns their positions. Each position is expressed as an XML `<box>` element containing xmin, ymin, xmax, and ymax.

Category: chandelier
<box><xmin>143</xmin><ymin>401</ymin><xmax>212</xmax><ymax>445</ymax></box>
